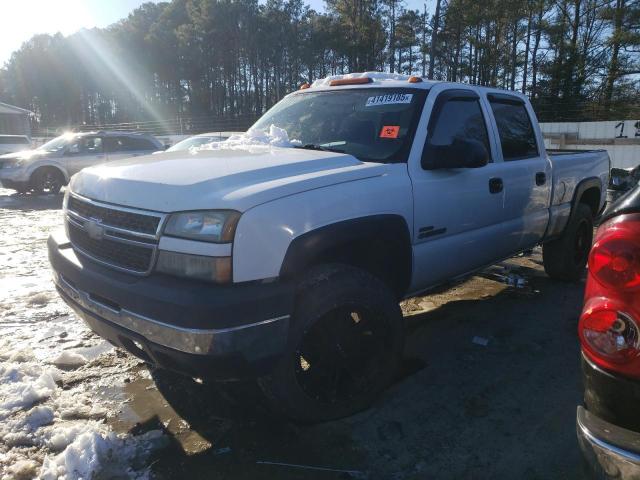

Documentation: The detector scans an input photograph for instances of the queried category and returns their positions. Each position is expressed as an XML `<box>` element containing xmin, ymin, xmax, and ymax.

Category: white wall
<box><xmin>540</xmin><ymin>120</ymin><xmax>640</xmax><ymax>169</ymax></box>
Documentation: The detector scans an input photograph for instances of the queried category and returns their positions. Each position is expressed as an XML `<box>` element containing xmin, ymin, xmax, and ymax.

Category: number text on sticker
<box><xmin>366</xmin><ymin>94</ymin><xmax>413</xmax><ymax>107</ymax></box>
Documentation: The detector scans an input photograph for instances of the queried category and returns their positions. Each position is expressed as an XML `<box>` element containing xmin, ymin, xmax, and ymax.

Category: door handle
<box><xmin>536</xmin><ymin>172</ymin><xmax>546</xmax><ymax>186</ymax></box>
<box><xmin>489</xmin><ymin>177</ymin><xmax>503</xmax><ymax>194</ymax></box>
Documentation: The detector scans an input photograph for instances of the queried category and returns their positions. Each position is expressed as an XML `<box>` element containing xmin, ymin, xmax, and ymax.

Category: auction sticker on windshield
<box><xmin>365</xmin><ymin>93</ymin><xmax>413</xmax><ymax>107</ymax></box>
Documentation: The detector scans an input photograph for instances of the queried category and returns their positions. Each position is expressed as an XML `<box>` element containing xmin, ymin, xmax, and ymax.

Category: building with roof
<box><xmin>0</xmin><ymin>102</ymin><xmax>33</xmax><ymax>138</ymax></box>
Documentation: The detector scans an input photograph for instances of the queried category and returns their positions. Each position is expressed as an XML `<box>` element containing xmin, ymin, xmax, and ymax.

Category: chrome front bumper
<box><xmin>577</xmin><ymin>406</ymin><xmax>640</xmax><ymax>479</ymax></box>
<box><xmin>53</xmin><ymin>269</ymin><xmax>290</xmax><ymax>357</ymax></box>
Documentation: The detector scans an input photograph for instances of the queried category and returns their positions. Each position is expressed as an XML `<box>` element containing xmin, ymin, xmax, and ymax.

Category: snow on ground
<box><xmin>0</xmin><ymin>190</ymin><xmax>167</xmax><ymax>479</ymax></box>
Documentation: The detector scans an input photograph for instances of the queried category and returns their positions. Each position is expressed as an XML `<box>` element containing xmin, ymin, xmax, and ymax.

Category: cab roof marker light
<box><xmin>299</xmin><ymin>83</ymin><xmax>311</xmax><ymax>90</ymax></box>
<box><xmin>329</xmin><ymin>77</ymin><xmax>373</xmax><ymax>87</ymax></box>
<box><xmin>408</xmin><ymin>76</ymin><xmax>423</xmax><ymax>83</ymax></box>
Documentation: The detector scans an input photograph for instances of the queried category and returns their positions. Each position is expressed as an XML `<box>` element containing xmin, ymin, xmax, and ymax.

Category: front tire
<box><xmin>31</xmin><ymin>167</ymin><xmax>63</xmax><ymax>195</ymax></box>
<box><xmin>259</xmin><ymin>264</ymin><xmax>404</xmax><ymax>422</ymax></box>
<box><xmin>543</xmin><ymin>203</ymin><xmax>594</xmax><ymax>281</ymax></box>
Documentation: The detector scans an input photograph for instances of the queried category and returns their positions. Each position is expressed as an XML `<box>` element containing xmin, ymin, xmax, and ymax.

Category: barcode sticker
<box><xmin>365</xmin><ymin>93</ymin><xmax>413</xmax><ymax>107</ymax></box>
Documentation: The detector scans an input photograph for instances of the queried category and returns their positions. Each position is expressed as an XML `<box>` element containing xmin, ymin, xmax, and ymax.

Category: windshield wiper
<box><xmin>295</xmin><ymin>143</ymin><xmax>345</xmax><ymax>154</ymax></box>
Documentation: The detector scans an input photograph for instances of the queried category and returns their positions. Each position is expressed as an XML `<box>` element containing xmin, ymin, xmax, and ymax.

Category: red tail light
<box><xmin>589</xmin><ymin>214</ymin><xmax>640</xmax><ymax>290</ymax></box>
<box><xmin>580</xmin><ymin>298</ymin><xmax>639</xmax><ymax>364</ymax></box>
<box><xmin>580</xmin><ymin>214</ymin><xmax>640</xmax><ymax>377</ymax></box>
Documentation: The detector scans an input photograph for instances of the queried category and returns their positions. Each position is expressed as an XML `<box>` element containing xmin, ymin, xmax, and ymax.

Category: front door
<box><xmin>63</xmin><ymin>136</ymin><xmax>105</xmax><ymax>176</ymax></box>
<box><xmin>408</xmin><ymin>86</ymin><xmax>509</xmax><ymax>293</ymax></box>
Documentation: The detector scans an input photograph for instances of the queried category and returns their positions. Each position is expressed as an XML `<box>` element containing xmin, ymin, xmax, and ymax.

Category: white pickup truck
<box><xmin>48</xmin><ymin>73</ymin><xmax>610</xmax><ymax>421</ymax></box>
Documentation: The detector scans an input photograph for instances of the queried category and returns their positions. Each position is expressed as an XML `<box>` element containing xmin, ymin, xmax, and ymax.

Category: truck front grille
<box><xmin>65</xmin><ymin>194</ymin><xmax>165</xmax><ymax>275</ymax></box>
<box><xmin>68</xmin><ymin>222</ymin><xmax>154</xmax><ymax>273</ymax></box>
<box><xmin>68</xmin><ymin>195</ymin><xmax>160</xmax><ymax>235</ymax></box>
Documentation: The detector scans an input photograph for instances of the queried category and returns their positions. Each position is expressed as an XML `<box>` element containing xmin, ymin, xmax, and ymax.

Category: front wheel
<box><xmin>543</xmin><ymin>203</ymin><xmax>594</xmax><ymax>282</ymax></box>
<box><xmin>259</xmin><ymin>264</ymin><xmax>404</xmax><ymax>422</ymax></box>
<box><xmin>31</xmin><ymin>168</ymin><xmax>63</xmax><ymax>195</ymax></box>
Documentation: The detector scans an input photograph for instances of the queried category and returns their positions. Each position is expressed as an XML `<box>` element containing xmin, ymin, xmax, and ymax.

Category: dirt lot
<box><xmin>0</xmin><ymin>187</ymin><xmax>586</xmax><ymax>479</ymax></box>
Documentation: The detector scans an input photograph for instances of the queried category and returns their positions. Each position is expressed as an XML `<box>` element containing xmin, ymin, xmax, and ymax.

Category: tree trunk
<box><xmin>531</xmin><ymin>1</ymin><xmax>543</xmax><ymax>99</ymax></box>
<box><xmin>428</xmin><ymin>0</ymin><xmax>441</xmax><ymax>79</ymax></box>
<box><xmin>522</xmin><ymin>6</ymin><xmax>532</xmax><ymax>94</ymax></box>
<box><xmin>604</xmin><ymin>0</ymin><xmax>624</xmax><ymax>110</ymax></box>
<box><xmin>510</xmin><ymin>21</ymin><xmax>518</xmax><ymax>90</ymax></box>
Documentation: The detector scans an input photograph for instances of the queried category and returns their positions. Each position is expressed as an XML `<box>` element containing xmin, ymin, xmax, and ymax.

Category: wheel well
<box><xmin>313</xmin><ymin>237</ymin><xmax>410</xmax><ymax>299</ymax></box>
<box><xmin>30</xmin><ymin>166</ymin><xmax>67</xmax><ymax>185</ymax></box>
<box><xmin>578</xmin><ymin>186</ymin><xmax>600</xmax><ymax>216</ymax></box>
<box><xmin>280</xmin><ymin>216</ymin><xmax>412</xmax><ymax>299</ymax></box>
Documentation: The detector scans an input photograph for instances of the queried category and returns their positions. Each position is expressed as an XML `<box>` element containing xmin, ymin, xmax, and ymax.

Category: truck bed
<box><xmin>549</xmin><ymin>149</ymin><xmax>610</xmax><ymax>208</ymax></box>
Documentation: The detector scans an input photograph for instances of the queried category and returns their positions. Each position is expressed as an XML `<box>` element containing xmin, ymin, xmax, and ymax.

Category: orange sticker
<box><xmin>380</xmin><ymin>125</ymin><xmax>400</xmax><ymax>139</ymax></box>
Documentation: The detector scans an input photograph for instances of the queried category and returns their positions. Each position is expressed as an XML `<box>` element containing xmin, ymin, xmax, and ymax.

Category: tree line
<box><xmin>0</xmin><ymin>0</ymin><xmax>638</xmax><ymax>132</ymax></box>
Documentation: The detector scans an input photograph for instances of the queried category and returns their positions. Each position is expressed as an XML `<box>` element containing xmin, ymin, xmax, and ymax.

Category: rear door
<box><xmin>486</xmin><ymin>93</ymin><xmax>552</xmax><ymax>251</ymax></box>
<box><xmin>408</xmin><ymin>85</ymin><xmax>510</xmax><ymax>292</ymax></box>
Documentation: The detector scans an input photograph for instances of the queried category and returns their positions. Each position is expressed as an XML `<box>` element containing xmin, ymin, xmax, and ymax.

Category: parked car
<box><xmin>608</xmin><ymin>165</ymin><xmax>640</xmax><ymax>204</ymax></box>
<box><xmin>48</xmin><ymin>73</ymin><xmax>610</xmax><ymax>421</ymax></box>
<box><xmin>0</xmin><ymin>131</ymin><xmax>163</xmax><ymax>194</ymax></box>
<box><xmin>577</xmin><ymin>184</ymin><xmax>640</xmax><ymax>479</ymax></box>
<box><xmin>162</xmin><ymin>131</ymin><xmax>244</xmax><ymax>152</ymax></box>
<box><xmin>0</xmin><ymin>134</ymin><xmax>31</xmax><ymax>155</ymax></box>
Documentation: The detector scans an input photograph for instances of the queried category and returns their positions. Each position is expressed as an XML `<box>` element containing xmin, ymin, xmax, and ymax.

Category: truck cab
<box><xmin>48</xmin><ymin>73</ymin><xmax>610</xmax><ymax>421</ymax></box>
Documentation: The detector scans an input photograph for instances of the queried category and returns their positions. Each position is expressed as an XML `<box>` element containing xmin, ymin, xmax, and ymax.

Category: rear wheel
<box><xmin>31</xmin><ymin>167</ymin><xmax>63</xmax><ymax>195</ymax></box>
<box><xmin>259</xmin><ymin>264</ymin><xmax>404</xmax><ymax>422</ymax></box>
<box><xmin>543</xmin><ymin>203</ymin><xmax>593</xmax><ymax>281</ymax></box>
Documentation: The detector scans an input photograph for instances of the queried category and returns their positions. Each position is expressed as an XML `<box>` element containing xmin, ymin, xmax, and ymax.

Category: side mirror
<box><xmin>421</xmin><ymin>138</ymin><xmax>489</xmax><ymax>170</ymax></box>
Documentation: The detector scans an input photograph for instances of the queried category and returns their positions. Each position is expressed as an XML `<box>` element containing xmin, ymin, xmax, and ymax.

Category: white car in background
<box><xmin>0</xmin><ymin>131</ymin><xmax>163</xmax><ymax>194</ymax></box>
<box><xmin>0</xmin><ymin>135</ymin><xmax>31</xmax><ymax>155</ymax></box>
<box><xmin>163</xmin><ymin>131</ymin><xmax>244</xmax><ymax>152</ymax></box>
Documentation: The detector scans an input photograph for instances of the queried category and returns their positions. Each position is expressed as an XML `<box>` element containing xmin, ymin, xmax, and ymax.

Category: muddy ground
<box><xmin>0</xmin><ymin>187</ymin><xmax>586</xmax><ymax>479</ymax></box>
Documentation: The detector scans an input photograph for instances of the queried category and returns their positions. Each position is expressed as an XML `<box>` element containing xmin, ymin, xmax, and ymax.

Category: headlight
<box><xmin>1</xmin><ymin>159</ymin><xmax>22</xmax><ymax>168</ymax></box>
<box><xmin>156</xmin><ymin>251</ymin><xmax>231</xmax><ymax>283</ymax></box>
<box><xmin>163</xmin><ymin>210</ymin><xmax>240</xmax><ymax>243</ymax></box>
<box><xmin>62</xmin><ymin>190</ymin><xmax>70</xmax><ymax>210</ymax></box>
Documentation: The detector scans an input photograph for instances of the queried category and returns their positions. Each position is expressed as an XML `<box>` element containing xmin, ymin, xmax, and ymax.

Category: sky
<box><xmin>1</xmin><ymin>0</ymin><xmax>436</xmax><ymax>66</ymax></box>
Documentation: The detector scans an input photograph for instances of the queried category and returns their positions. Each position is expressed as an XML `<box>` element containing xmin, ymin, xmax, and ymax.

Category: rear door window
<box><xmin>117</xmin><ymin>137</ymin><xmax>157</xmax><ymax>152</ymax></box>
<box><xmin>105</xmin><ymin>137</ymin><xmax>152</xmax><ymax>152</ymax></box>
<box><xmin>489</xmin><ymin>99</ymin><xmax>538</xmax><ymax>161</ymax></box>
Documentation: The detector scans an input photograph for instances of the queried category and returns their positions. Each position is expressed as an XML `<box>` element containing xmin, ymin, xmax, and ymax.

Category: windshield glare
<box><xmin>37</xmin><ymin>134</ymin><xmax>76</xmax><ymax>153</ymax></box>
<box><xmin>251</xmin><ymin>88</ymin><xmax>426</xmax><ymax>163</ymax></box>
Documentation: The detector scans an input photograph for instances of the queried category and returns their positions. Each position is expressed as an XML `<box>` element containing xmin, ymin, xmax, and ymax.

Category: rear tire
<box><xmin>543</xmin><ymin>203</ymin><xmax>593</xmax><ymax>282</ymax></box>
<box><xmin>259</xmin><ymin>264</ymin><xmax>404</xmax><ymax>422</ymax></box>
<box><xmin>31</xmin><ymin>167</ymin><xmax>63</xmax><ymax>195</ymax></box>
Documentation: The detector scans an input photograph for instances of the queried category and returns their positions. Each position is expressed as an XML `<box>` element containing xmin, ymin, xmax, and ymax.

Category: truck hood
<box><xmin>69</xmin><ymin>147</ymin><xmax>388</xmax><ymax>212</ymax></box>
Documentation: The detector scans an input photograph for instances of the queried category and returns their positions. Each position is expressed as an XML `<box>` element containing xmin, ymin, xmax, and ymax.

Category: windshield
<box><xmin>166</xmin><ymin>136</ymin><xmax>222</xmax><ymax>152</ymax></box>
<box><xmin>251</xmin><ymin>88</ymin><xmax>427</xmax><ymax>163</ymax></box>
<box><xmin>37</xmin><ymin>134</ymin><xmax>76</xmax><ymax>153</ymax></box>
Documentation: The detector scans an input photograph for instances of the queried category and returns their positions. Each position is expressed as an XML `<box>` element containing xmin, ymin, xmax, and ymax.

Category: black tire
<box><xmin>543</xmin><ymin>203</ymin><xmax>594</xmax><ymax>282</ymax></box>
<box><xmin>31</xmin><ymin>167</ymin><xmax>63</xmax><ymax>195</ymax></box>
<box><xmin>259</xmin><ymin>264</ymin><xmax>404</xmax><ymax>422</ymax></box>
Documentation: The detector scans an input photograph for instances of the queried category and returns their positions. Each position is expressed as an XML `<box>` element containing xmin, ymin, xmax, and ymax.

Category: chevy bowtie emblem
<box><xmin>85</xmin><ymin>218</ymin><xmax>105</xmax><ymax>240</ymax></box>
